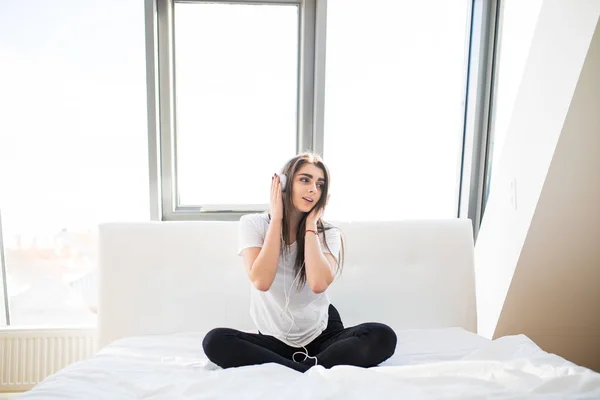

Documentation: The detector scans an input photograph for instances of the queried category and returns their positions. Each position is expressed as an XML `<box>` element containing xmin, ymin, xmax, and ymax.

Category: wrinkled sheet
<box><xmin>18</xmin><ymin>328</ymin><xmax>600</xmax><ymax>399</ymax></box>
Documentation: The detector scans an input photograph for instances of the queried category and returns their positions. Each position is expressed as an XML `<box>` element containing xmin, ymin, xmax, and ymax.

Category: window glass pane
<box><xmin>174</xmin><ymin>3</ymin><xmax>298</xmax><ymax>207</ymax></box>
<box><xmin>485</xmin><ymin>0</ymin><xmax>543</xmax><ymax>205</ymax></box>
<box><xmin>0</xmin><ymin>0</ymin><xmax>149</xmax><ymax>326</ymax></box>
<box><xmin>323</xmin><ymin>1</ymin><xmax>471</xmax><ymax>221</ymax></box>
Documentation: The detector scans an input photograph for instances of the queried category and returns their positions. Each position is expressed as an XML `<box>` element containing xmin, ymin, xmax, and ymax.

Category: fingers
<box><xmin>271</xmin><ymin>177</ymin><xmax>275</xmax><ymax>199</ymax></box>
<box><xmin>271</xmin><ymin>174</ymin><xmax>282</xmax><ymax>203</ymax></box>
<box><xmin>310</xmin><ymin>204</ymin><xmax>323</xmax><ymax>219</ymax></box>
<box><xmin>271</xmin><ymin>175</ymin><xmax>278</xmax><ymax>205</ymax></box>
<box><xmin>318</xmin><ymin>204</ymin><xmax>325</xmax><ymax>219</ymax></box>
<box><xmin>276</xmin><ymin>176</ymin><xmax>282</xmax><ymax>194</ymax></box>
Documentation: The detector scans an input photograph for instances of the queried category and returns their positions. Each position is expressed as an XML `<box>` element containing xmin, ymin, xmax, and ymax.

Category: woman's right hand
<box><xmin>270</xmin><ymin>174</ymin><xmax>284</xmax><ymax>221</ymax></box>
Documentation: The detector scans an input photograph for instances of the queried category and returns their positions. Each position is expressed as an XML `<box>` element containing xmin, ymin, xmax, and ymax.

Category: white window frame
<box><xmin>458</xmin><ymin>0</ymin><xmax>500</xmax><ymax>239</ymax></box>
<box><xmin>145</xmin><ymin>0</ymin><xmax>326</xmax><ymax>221</ymax></box>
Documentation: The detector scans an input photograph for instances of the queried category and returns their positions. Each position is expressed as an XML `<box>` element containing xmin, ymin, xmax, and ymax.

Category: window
<box><xmin>154</xmin><ymin>0</ymin><xmax>313</xmax><ymax>219</ymax></box>
<box><xmin>323</xmin><ymin>0</ymin><xmax>472</xmax><ymax>221</ymax></box>
<box><xmin>173</xmin><ymin>3</ymin><xmax>299</xmax><ymax>209</ymax></box>
<box><xmin>0</xmin><ymin>0</ymin><xmax>149</xmax><ymax>326</ymax></box>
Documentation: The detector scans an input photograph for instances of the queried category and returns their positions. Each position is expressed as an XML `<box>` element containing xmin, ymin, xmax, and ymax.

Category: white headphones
<box><xmin>277</xmin><ymin>251</ymin><xmax>319</xmax><ymax>366</ymax></box>
<box><xmin>275</xmin><ymin>173</ymin><xmax>287</xmax><ymax>192</ymax></box>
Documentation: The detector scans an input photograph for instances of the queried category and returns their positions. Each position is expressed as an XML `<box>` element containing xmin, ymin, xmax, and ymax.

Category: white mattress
<box><xmin>19</xmin><ymin>328</ymin><xmax>600</xmax><ymax>399</ymax></box>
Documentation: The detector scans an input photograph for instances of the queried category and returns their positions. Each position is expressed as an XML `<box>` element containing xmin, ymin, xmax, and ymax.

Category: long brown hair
<box><xmin>269</xmin><ymin>153</ymin><xmax>345</xmax><ymax>289</ymax></box>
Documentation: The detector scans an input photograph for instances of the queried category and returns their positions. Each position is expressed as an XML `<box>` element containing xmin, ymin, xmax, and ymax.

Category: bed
<box><xmin>17</xmin><ymin>220</ymin><xmax>600</xmax><ymax>399</ymax></box>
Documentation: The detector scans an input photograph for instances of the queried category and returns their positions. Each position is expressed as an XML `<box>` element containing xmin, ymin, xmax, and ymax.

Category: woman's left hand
<box><xmin>306</xmin><ymin>207</ymin><xmax>322</xmax><ymax>228</ymax></box>
<box><xmin>306</xmin><ymin>195</ymin><xmax>329</xmax><ymax>228</ymax></box>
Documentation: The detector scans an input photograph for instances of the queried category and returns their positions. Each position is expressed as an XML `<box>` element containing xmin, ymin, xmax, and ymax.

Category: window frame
<box><xmin>458</xmin><ymin>0</ymin><xmax>501</xmax><ymax>239</ymax></box>
<box><xmin>146</xmin><ymin>0</ymin><xmax>322</xmax><ymax>221</ymax></box>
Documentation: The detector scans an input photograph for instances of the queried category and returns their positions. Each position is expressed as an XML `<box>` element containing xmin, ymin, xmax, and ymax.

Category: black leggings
<box><xmin>202</xmin><ymin>304</ymin><xmax>397</xmax><ymax>373</ymax></box>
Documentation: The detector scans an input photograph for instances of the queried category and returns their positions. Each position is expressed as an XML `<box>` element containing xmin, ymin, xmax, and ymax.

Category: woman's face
<box><xmin>291</xmin><ymin>163</ymin><xmax>325</xmax><ymax>213</ymax></box>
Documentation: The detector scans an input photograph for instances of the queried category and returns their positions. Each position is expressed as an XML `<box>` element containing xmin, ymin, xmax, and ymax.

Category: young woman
<box><xmin>203</xmin><ymin>153</ymin><xmax>397</xmax><ymax>372</ymax></box>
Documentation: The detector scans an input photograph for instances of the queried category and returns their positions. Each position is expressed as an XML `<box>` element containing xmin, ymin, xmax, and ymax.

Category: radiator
<box><xmin>0</xmin><ymin>328</ymin><xmax>96</xmax><ymax>392</ymax></box>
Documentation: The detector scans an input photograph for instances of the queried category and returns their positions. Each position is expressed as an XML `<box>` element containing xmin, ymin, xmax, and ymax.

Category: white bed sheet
<box><xmin>18</xmin><ymin>328</ymin><xmax>600</xmax><ymax>399</ymax></box>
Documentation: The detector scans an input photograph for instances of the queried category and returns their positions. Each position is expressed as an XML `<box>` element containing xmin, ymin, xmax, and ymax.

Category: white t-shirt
<box><xmin>237</xmin><ymin>213</ymin><xmax>342</xmax><ymax>348</ymax></box>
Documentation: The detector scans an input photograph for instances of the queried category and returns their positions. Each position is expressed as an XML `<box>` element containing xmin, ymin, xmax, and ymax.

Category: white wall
<box><xmin>475</xmin><ymin>1</ymin><xmax>600</xmax><ymax>371</ymax></box>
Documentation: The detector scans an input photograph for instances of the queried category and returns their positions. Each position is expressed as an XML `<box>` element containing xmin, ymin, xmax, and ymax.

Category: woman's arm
<box><xmin>304</xmin><ymin>221</ymin><xmax>336</xmax><ymax>294</ymax></box>
<box><xmin>241</xmin><ymin>174</ymin><xmax>284</xmax><ymax>292</ymax></box>
<box><xmin>242</xmin><ymin>219</ymin><xmax>282</xmax><ymax>291</ymax></box>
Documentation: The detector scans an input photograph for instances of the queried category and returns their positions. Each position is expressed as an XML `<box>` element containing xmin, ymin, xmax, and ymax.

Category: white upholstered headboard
<box><xmin>97</xmin><ymin>219</ymin><xmax>476</xmax><ymax>348</ymax></box>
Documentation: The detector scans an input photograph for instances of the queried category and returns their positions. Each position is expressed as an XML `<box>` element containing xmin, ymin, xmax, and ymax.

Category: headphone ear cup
<box><xmin>278</xmin><ymin>173</ymin><xmax>287</xmax><ymax>192</ymax></box>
